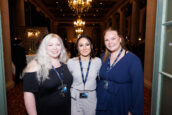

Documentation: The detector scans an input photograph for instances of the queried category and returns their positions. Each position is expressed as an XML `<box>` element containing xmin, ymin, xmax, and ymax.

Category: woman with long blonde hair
<box><xmin>23</xmin><ymin>33</ymin><xmax>73</xmax><ymax>115</ymax></box>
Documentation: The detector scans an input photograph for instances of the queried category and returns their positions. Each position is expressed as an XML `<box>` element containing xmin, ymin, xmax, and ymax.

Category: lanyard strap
<box><xmin>52</xmin><ymin>65</ymin><xmax>64</xmax><ymax>85</ymax></box>
<box><xmin>107</xmin><ymin>48</ymin><xmax>123</xmax><ymax>72</ymax></box>
<box><xmin>79</xmin><ymin>56</ymin><xmax>92</xmax><ymax>85</ymax></box>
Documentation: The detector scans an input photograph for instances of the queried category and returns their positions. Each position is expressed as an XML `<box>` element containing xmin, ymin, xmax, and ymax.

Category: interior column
<box><xmin>144</xmin><ymin>0</ymin><xmax>157</xmax><ymax>88</ymax></box>
<box><xmin>0</xmin><ymin>0</ymin><xmax>15</xmax><ymax>89</ymax></box>
<box><xmin>130</xmin><ymin>0</ymin><xmax>140</xmax><ymax>44</ymax></box>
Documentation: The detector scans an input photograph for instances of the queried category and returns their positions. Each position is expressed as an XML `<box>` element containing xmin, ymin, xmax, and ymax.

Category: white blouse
<box><xmin>67</xmin><ymin>57</ymin><xmax>102</xmax><ymax>90</ymax></box>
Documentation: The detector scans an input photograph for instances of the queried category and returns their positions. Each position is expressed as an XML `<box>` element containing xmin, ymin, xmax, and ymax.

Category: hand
<box><xmin>128</xmin><ymin>112</ymin><xmax>132</xmax><ymax>115</ymax></box>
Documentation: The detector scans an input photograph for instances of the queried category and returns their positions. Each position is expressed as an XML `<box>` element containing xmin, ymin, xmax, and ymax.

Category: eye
<box><xmin>79</xmin><ymin>44</ymin><xmax>83</xmax><ymax>47</ymax></box>
<box><xmin>56</xmin><ymin>43</ymin><xmax>60</xmax><ymax>46</ymax></box>
<box><xmin>86</xmin><ymin>43</ymin><xmax>90</xmax><ymax>46</ymax></box>
<box><xmin>104</xmin><ymin>39</ymin><xmax>108</xmax><ymax>42</ymax></box>
<box><xmin>112</xmin><ymin>37</ymin><xmax>116</xmax><ymax>40</ymax></box>
<box><xmin>48</xmin><ymin>44</ymin><xmax>52</xmax><ymax>46</ymax></box>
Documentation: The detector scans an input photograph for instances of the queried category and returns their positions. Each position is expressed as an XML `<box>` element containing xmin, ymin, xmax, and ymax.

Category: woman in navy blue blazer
<box><xmin>96</xmin><ymin>27</ymin><xmax>144</xmax><ymax>115</ymax></box>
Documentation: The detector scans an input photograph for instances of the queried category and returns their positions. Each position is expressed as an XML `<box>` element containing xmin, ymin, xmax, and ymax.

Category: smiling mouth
<box><xmin>82</xmin><ymin>51</ymin><xmax>88</xmax><ymax>53</ymax></box>
<box><xmin>52</xmin><ymin>51</ymin><xmax>58</xmax><ymax>54</ymax></box>
<box><xmin>108</xmin><ymin>46</ymin><xmax>113</xmax><ymax>48</ymax></box>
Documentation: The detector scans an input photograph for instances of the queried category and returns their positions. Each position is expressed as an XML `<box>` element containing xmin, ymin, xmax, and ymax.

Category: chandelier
<box><xmin>75</xmin><ymin>28</ymin><xmax>84</xmax><ymax>38</ymax></box>
<box><xmin>68</xmin><ymin>0</ymin><xmax>92</xmax><ymax>14</ymax></box>
<box><xmin>74</xmin><ymin>16</ymin><xmax>85</xmax><ymax>28</ymax></box>
<box><xmin>74</xmin><ymin>16</ymin><xmax>85</xmax><ymax>37</ymax></box>
<box><xmin>75</xmin><ymin>28</ymin><xmax>84</xmax><ymax>34</ymax></box>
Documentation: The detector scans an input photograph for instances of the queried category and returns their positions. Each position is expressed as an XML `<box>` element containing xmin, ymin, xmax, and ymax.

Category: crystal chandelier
<box><xmin>68</xmin><ymin>0</ymin><xmax>92</xmax><ymax>14</ymax></box>
<box><xmin>74</xmin><ymin>16</ymin><xmax>85</xmax><ymax>37</ymax></box>
<box><xmin>74</xmin><ymin>16</ymin><xmax>85</xmax><ymax>28</ymax></box>
<box><xmin>75</xmin><ymin>28</ymin><xmax>84</xmax><ymax>38</ymax></box>
<box><xmin>75</xmin><ymin>28</ymin><xmax>84</xmax><ymax>34</ymax></box>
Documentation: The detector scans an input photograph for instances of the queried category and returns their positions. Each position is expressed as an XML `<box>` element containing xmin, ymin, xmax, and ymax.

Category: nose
<box><xmin>53</xmin><ymin>45</ymin><xmax>57</xmax><ymax>50</ymax></box>
<box><xmin>107</xmin><ymin>40</ymin><xmax>111</xmax><ymax>45</ymax></box>
<box><xmin>83</xmin><ymin>45</ymin><xmax>87</xmax><ymax>50</ymax></box>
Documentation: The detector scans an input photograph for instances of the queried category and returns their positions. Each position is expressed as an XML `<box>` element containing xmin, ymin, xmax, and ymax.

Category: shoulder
<box><xmin>100</xmin><ymin>53</ymin><xmax>105</xmax><ymax>60</ymax></box>
<box><xmin>67</xmin><ymin>57</ymin><xmax>78</xmax><ymax>70</ymax></box>
<box><xmin>92</xmin><ymin>57</ymin><xmax>102</xmax><ymax>69</ymax></box>
<box><xmin>92</xmin><ymin>57</ymin><xmax>102</xmax><ymax>64</ymax></box>
<box><xmin>127</xmin><ymin>52</ymin><xmax>140</xmax><ymax>61</ymax></box>
<box><xmin>67</xmin><ymin>57</ymin><xmax>78</xmax><ymax>64</ymax></box>
<box><xmin>61</xmin><ymin>62</ymin><xmax>68</xmax><ymax>69</ymax></box>
<box><xmin>127</xmin><ymin>52</ymin><xmax>142</xmax><ymax>65</ymax></box>
<box><xmin>24</xmin><ymin>60</ymin><xmax>40</xmax><ymax>73</ymax></box>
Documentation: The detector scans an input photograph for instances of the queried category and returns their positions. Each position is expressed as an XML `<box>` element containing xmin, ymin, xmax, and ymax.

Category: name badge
<box><xmin>104</xmin><ymin>80</ymin><xmax>108</xmax><ymax>89</ymax></box>
<box><xmin>58</xmin><ymin>84</ymin><xmax>67</xmax><ymax>97</ymax></box>
<box><xmin>80</xmin><ymin>92</ymin><xmax>88</xmax><ymax>98</ymax></box>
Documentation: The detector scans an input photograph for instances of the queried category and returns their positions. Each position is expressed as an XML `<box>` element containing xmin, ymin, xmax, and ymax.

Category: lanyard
<box><xmin>107</xmin><ymin>48</ymin><xmax>123</xmax><ymax>72</ymax></box>
<box><xmin>52</xmin><ymin>65</ymin><xmax>64</xmax><ymax>85</ymax></box>
<box><xmin>79</xmin><ymin>56</ymin><xmax>92</xmax><ymax>86</ymax></box>
<box><xmin>104</xmin><ymin>49</ymin><xmax>123</xmax><ymax>89</ymax></box>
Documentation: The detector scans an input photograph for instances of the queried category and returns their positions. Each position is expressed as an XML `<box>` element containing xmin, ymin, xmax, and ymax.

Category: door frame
<box><xmin>0</xmin><ymin>10</ymin><xmax>8</xmax><ymax>115</ymax></box>
<box><xmin>151</xmin><ymin>0</ymin><xmax>171</xmax><ymax>114</ymax></box>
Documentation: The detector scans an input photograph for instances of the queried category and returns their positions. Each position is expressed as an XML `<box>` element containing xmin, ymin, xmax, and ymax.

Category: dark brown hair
<box><xmin>76</xmin><ymin>35</ymin><xmax>95</xmax><ymax>57</ymax></box>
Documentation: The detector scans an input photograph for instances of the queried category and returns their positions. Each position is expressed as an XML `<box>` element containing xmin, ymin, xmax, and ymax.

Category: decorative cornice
<box><xmin>55</xmin><ymin>18</ymin><xmax>104</xmax><ymax>24</ymax></box>
<box><xmin>28</xmin><ymin>0</ymin><xmax>55</xmax><ymax>21</ymax></box>
<box><xmin>105</xmin><ymin>0</ymin><xmax>129</xmax><ymax>20</ymax></box>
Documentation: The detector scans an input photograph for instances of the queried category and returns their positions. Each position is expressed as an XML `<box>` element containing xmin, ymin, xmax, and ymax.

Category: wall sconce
<box><xmin>27</xmin><ymin>30</ymin><xmax>40</xmax><ymax>38</ymax></box>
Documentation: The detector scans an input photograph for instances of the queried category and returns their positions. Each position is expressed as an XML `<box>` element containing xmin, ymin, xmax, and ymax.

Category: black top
<box><xmin>23</xmin><ymin>64</ymin><xmax>73</xmax><ymax>115</ymax></box>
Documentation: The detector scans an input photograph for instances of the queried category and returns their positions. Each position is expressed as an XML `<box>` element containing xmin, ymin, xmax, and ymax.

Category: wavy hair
<box><xmin>34</xmin><ymin>33</ymin><xmax>68</xmax><ymax>82</ymax></box>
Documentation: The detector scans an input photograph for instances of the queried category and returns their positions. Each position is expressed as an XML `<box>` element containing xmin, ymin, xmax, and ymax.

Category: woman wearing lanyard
<box><xmin>22</xmin><ymin>33</ymin><xmax>73</xmax><ymax>115</ymax></box>
<box><xmin>96</xmin><ymin>28</ymin><xmax>144</xmax><ymax>115</ymax></box>
<box><xmin>67</xmin><ymin>35</ymin><xmax>102</xmax><ymax>115</ymax></box>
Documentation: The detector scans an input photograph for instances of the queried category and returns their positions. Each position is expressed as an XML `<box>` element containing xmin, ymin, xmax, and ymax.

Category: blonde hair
<box><xmin>103</xmin><ymin>27</ymin><xmax>126</xmax><ymax>62</ymax></box>
<box><xmin>23</xmin><ymin>33</ymin><xmax>68</xmax><ymax>82</ymax></box>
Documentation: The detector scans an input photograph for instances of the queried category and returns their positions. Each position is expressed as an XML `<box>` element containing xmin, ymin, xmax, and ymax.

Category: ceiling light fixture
<box><xmin>74</xmin><ymin>16</ymin><xmax>85</xmax><ymax>37</ymax></box>
<box><xmin>68</xmin><ymin>0</ymin><xmax>92</xmax><ymax>14</ymax></box>
<box><xmin>73</xmin><ymin>16</ymin><xmax>85</xmax><ymax>28</ymax></box>
<box><xmin>75</xmin><ymin>28</ymin><xmax>84</xmax><ymax>38</ymax></box>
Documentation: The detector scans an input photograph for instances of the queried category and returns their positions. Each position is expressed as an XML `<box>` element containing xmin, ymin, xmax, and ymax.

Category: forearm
<box><xmin>24</xmin><ymin>92</ymin><xmax>37</xmax><ymax>115</ymax></box>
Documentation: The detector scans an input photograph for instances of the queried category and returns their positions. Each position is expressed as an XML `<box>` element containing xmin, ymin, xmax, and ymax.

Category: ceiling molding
<box><xmin>29</xmin><ymin>0</ymin><xmax>55</xmax><ymax>21</ymax></box>
<box><xmin>55</xmin><ymin>18</ymin><xmax>104</xmax><ymax>24</ymax></box>
<box><xmin>105</xmin><ymin>0</ymin><xmax>129</xmax><ymax>20</ymax></box>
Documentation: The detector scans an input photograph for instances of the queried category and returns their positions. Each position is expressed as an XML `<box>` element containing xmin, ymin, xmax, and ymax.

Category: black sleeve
<box><xmin>23</xmin><ymin>72</ymin><xmax>39</xmax><ymax>93</ymax></box>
